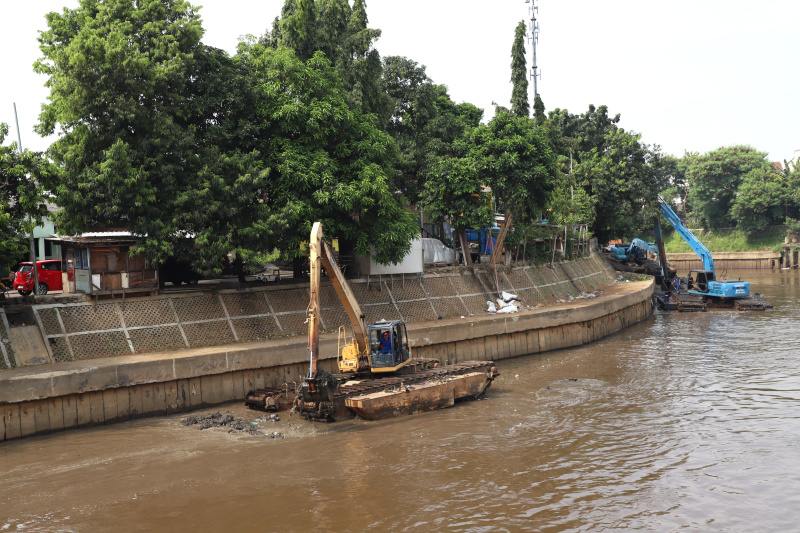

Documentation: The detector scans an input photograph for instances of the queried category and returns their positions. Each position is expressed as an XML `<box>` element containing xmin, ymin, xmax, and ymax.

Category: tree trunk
<box><xmin>489</xmin><ymin>212</ymin><xmax>513</xmax><ymax>265</ymax></box>
<box><xmin>233</xmin><ymin>252</ymin><xmax>247</xmax><ymax>284</ymax></box>
<box><xmin>458</xmin><ymin>228</ymin><xmax>473</xmax><ymax>266</ymax></box>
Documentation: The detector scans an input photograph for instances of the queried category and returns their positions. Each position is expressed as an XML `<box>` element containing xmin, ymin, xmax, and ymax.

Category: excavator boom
<box><xmin>657</xmin><ymin>195</ymin><xmax>715</xmax><ymax>272</ymax></box>
<box><xmin>307</xmin><ymin>222</ymin><xmax>367</xmax><ymax>377</ymax></box>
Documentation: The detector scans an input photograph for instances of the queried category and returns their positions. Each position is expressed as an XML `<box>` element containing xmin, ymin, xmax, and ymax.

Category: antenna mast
<box><xmin>526</xmin><ymin>0</ymin><xmax>541</xmax><ymax>120</ymax></box>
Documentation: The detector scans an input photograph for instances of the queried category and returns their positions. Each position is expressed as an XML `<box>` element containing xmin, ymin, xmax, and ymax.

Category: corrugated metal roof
<box><xmin>47</xmin><ymin>229</ymin><xmax>194</xmax><ymax>244</ymax></box>
<box><xmin>47</xmin><ymin>231</ymin><xmax>142</xmax><ymax>244</ymax></box>
<box><xmin>80</xmin><ymin>231</ymin><xmax>137</xmax><ymax>238</ymax></box>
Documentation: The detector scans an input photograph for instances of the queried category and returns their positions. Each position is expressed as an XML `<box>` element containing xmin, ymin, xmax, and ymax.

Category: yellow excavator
<box><xmin>300</xmin><ymin>222</ymin><xmax>420</xmax><ymax>410</ymax></box>
<box><xmin>306</xmin><ymin>221</ymin><xmax>412</xmax><ymax>377</ymax></box>
<box><xmin>246</xmin><ymin>221</ymin><xmax>498</xmax><ymax>421</ymax></box>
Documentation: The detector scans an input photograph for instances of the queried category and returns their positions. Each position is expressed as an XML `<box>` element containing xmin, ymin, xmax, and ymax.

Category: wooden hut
<box><xmin>49</xmin><ymin>231</ymin><xmax>158</xmax><ymax>296</ymax></box>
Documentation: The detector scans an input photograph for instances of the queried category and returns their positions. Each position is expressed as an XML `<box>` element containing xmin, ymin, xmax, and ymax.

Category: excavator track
<box><xmin>734</xmin><ymin>295</ymin><xmax>773</xmax><ymax>311</ymax></box>
<box><xmin>244</xmin><ymin>383</ymin><xmax>298</xmax><ymax>411</ymax></box>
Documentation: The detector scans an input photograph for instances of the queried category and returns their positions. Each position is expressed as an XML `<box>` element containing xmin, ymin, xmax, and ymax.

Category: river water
<box><xmin>2</xmin><ymin>270</ymin><xmax>800</xmax><ymax>532</ymax></box>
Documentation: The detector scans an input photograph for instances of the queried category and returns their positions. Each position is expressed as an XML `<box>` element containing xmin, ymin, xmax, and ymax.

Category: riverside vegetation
<box><xmin>2</xmin><ymin>1</ymin><xmax>798</xmax><ymax>275</ymax></box>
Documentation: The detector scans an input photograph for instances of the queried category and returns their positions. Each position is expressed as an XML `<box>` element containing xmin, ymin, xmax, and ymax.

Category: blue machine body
<box><xmin>658</xmin><ymin>196</ymin><xmax>750</xmax><ymax>299</ymax></box>
<box><xmin>608</xmin><ymin>244</ymin><xmax>631</xmax><ymax>261</ymax></box>
<box><xmin>609</xmin><ymin>238</ymin><xmax>659</xmax><ymax>262</ymax></box>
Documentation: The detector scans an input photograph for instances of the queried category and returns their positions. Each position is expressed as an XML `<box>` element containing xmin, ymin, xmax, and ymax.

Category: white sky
<box><xmin>3</xmin><ymin>1</ymin><xmax>799</xmax><ymax>163</ymax></box>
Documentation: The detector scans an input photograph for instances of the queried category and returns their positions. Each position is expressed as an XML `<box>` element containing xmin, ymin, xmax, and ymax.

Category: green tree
<box><xmin>533</xmin><ymin>93</ymin><xmax>546</xmax><ymax>125</ymax></box>
<box><xmin>240</xmin><ymin>42</ymin><xmax>419</xmax><ymax>264</ymax></box>
<box><xmin>466</xmin><ymin>112</ymin><xmax>557</xmax><ymax>227</ymax></box>
<box><xmin>547</xmin><ymin>145</ymin><xmax>593</xmax><ymax>227</ymax></box>
<box><xmin>176</xmin><ymin>45</ymin><xmax>276</xmax><ymax>282</ymax></box>
<box><xmin>729</xmin><ymin>165</ymin><xmax>787</xmax><ymax>232</ymax></box>
<box><xmin>659</xmin><ymin>153</ymin><xmax>690</xmax><ymax>218</ymax></box>
<box><xmin>546</xmin><ymin>104</ymin><xmax>621</xmax><ymax>157</ymax></box>
<box><xmin>545</xmin><ymin>105</ymin><xmax>667</xmax><ymax>241</ymax></box>
<box><xmin>685</xmin><ymin>145</ymin><xmax>773</xmax><ymax>228</ymax></box>
<box><xmin>273</xmin><ymin>0</ymin><xmax>387</xmax><ymax>119</ymax></box>
<box><xmin>381</xmin><ymin>55</ymin><xmax>482</xmax><ymax>203</ymax></box>
<box><xmin>782</xmin><ymin>161</ymin><xmax>800</xmax><ymax>223</ymax></box>
<box><xmin>35</xmin><ymin>0</ymin><xmax>206</xmax><ymax>262</ymax></box>
<box><xmin>510</xmin><ymin>20</ymin><xmax>528</xmax><ymax>118</ymax></box>
<box><xmin>278</xmin><ymin>0</ymin><xmax>317</xmax><ymax>61</ymax></box>
<box><xmin>546</xmin><ymin>176</ymin><xmax>592</xmax><ymax>227</ymax></box>
<box><xmin>421</xmin><ymin>155</ymin><xmax>493</xmax><ymax>265</ymax></box>
<box><xmin>0</xmin><ymin>123</ymin><xmax>49</xmax><ymax>268</ymax></box>
<box><xmin>575</xmin><ymin>128</ymin><xmax>667</xmax><ymax>241</ymax></box>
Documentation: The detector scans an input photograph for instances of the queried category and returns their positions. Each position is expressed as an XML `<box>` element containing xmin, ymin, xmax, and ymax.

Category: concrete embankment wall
<box><xmin>407</xmin><ymin>280</ymin><xmax>652</xmax><ymax>363</ymax></box>
<box><xmin>666</xmin><ymin>251</ymin><xmax>781</xmax><ymax>271</ymax></box>
<box><xmin>0</xmin><ymin>254</ymin><xmax>653</xmax><ymax>441</ymax></box>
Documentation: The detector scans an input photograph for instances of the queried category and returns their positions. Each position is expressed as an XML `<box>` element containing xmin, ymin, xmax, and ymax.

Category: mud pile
<box><xmin>181</xmin><ymin>412</ymin><xmax>284</xmax><ymax>438</ymax></box>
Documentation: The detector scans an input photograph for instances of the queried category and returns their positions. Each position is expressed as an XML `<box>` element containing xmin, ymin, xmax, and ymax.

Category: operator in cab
<box><xmin>380</xmin><ymin>331</ymin><xmax>392</xmax><ymax>353</ymax></box>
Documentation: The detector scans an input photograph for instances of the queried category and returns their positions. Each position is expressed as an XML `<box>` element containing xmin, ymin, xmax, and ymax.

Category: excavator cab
<box><xmin>368</xmin><ymin>320</ymin><xmax>411</xmax><ymax>372</ymax></box>
<box><xmin>688</xmin><ymin>269</ymin><xmax>714</xmax><ymax>293</ymax></box>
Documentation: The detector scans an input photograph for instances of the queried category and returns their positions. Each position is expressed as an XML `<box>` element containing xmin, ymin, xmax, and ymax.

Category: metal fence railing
<box><xmin>26</xmin><ymin>255</ymin><xmax>617</xmax><ymax>364</ymax></box>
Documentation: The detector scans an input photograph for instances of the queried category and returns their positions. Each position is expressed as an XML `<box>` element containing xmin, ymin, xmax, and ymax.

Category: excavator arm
<box><xmin>307</xmin><ymin>222</ymin><xmax>367</xmax><ymax>377</ymax></box>
<box><xmin>657</xmin><ymin>195</ymin><xmax>715</xmax><ymax>272</ymax></box>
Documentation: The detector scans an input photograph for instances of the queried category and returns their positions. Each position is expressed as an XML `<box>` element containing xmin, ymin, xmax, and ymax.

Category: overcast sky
<box><xmin>3</xmin><ymin>1</ymin><xmax>799</xmax><ymax>163</ymax></box>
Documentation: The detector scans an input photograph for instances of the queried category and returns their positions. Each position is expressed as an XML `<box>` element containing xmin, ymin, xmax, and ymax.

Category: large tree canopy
<box><xmin>267</xmin><ymin>0</ymin><xmax>387</xmax><ymax>120</ymax></box>
<box><xmin>35</xmin><ymin>0</ymin><xmax>207</xmax><ymax>261</ymax></box>
<box><xmin>546</xmin><ymin>105</ymin><xmax>667</xmax><ymax>241</ymax></box>
<box><xmin>421</xmin><ymin>155</ymin><xmax>492</xmax><ymax>234</ymax></box>
<box><xmin>464</xmin><ymin>112</ymin><xmax>557</xmax><ymax>225</ymax></box>
<box><xmin>239</xmin><ymin>42</ymin><xmax>419</xmax><ymax>264</ymax></box>
<box><xmin>34</xmin><ymin>0</ymin><xmax>420</xmax><ymax>274</ymax></box>
<box><xmin>575</xmin><ymin>127</ymin><xmax>666</xmax><ymax>240</ymax></box>
<box><xmin>729</xmin><ymin>164</ymin><xmax>788</xmax><ymax>232</ymax></box>
<box><xmin>381</xmin><ymin>55</ymin><xmax>482</xmax><ymax>203</ymax></box>
<box><xmin>685</xmin><ymin>145</ymin><xmax>775</xmax><ymax>229</ymax></box>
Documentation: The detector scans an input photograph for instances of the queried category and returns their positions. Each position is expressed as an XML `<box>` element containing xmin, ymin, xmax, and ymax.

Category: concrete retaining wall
<box><xmin>666</xmin><ymin>251</ymin><xmax>782</xmax><ymax>271</ymax></box>
<box><xmin>0</xmin><ymin>276</ymin><xmax>654</xmax><ymax>441</ymax></box>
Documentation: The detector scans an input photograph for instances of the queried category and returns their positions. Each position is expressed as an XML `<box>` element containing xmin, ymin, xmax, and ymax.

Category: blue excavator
<box><xmin>608</xmin><ymin>238</ymin><xmax>660</xmax><ymax>262</ymax></box>
<box><xmin>656</xmin><ymin>196</ymin><xmax>757</xmax><ymax>307</ymax></box>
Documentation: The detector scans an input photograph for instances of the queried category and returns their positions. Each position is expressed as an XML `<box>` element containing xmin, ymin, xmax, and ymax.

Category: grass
<box><xmin>639</xmin><ymin>225</ymin><xmax>788</xmax><ymax>253</ymax></box>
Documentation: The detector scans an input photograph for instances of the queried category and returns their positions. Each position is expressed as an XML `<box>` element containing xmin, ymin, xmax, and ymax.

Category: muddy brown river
<box><xmin>2</xmin><ymin>270</ymin><xmax>800</xmax><ymax>532</ymax></box>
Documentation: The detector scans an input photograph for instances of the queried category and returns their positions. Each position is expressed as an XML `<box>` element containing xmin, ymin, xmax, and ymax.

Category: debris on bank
<box><xmin>486</xmin><ymin>288</ymin><xmax>604</xmax><ymax>313</ymax></box>
<box><xmin>573</xmin><ymin>291</ymin><xmax>601</xmax><ymax>300</ymax></box>
<box><xmin>487</xmin><ymin>291</ymin><xmax>520</xmax><ymax>314</ymax></box>
<box><xmin>181</xmin><ymin>411</ymin><xmax>284</xmax><ymax>438</ymax></box>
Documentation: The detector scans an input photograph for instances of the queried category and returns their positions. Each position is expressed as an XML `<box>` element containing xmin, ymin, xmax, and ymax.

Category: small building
<box><xmin>48</xmin><ymin>231</ymin><xmax>158</xmax><ymax>296</ymax></box>
<box><xmin>33</xmin><ymin>213</ymin><xmax>62</xmax><ymax>261</ymax></box>
<box><xmin>354</xmin><ymin>238</ymin><xmax>425</xmax><ymax>276</ymax></box>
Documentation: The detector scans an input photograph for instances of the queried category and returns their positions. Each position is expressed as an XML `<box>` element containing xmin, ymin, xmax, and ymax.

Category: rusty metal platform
<box><xmin>295</xmin><ymin>361</ymin><xmax>498</xmax><ymax>421</ymax></box>
<box><xmin>345</xmin><ymin>370</ymin><xmax>494</xmax><ymax>420</ymax></box>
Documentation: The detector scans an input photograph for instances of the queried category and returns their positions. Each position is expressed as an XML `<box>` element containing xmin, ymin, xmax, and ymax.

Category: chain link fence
<box><xmin>26</xmin><ymin>255</ymin><xmax>616</xmax><ymax>363</ymax></box>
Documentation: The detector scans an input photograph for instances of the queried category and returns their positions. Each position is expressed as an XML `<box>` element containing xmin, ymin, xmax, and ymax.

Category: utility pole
<box><xmin>525</xmin><ymin>0</ymin><xmax>541</xmax><ymax>122</ymax></box>
<box><xmin>13</xmin><ymin>103</ymin><xmax>40</xmax><ymax>296</ymax></box>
